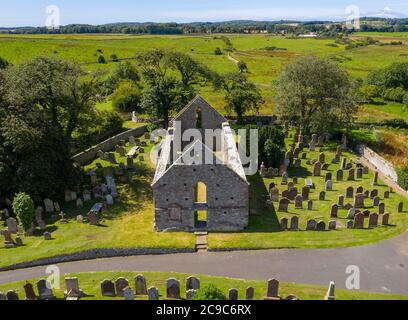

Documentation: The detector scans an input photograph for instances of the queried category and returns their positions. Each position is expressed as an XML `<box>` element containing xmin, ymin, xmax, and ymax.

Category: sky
<box><xmin>0</xmin><ymin>0</ymin><xmax>407</xmax><ymax>27</ymax></box>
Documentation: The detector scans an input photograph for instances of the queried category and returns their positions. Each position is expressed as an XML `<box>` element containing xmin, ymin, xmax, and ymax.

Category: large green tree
<box><xmin>223</xmin><ymin>72</ymin><xmax>263</xmax><ymax>124</ymax></box>
<box><xmin>275</xmin><ymin>56</ymin><xmax>358</xmax><ymax>134</ymax></box>
<box><xmin>104</xmin><ymin>61</ymin><xmax>140</xmax><ymax>94</ymax></box>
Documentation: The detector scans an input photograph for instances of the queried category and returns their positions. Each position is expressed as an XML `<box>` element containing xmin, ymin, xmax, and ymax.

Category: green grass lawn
<box><xmin>0</xmin><ymin>271</ymin><xmax>406</xmax><ymax>300</ymax></box>
<box><xmin>0</xmin><ymin>137</ymin><xmax>195</xmax><ymax>269</ymax></box>
<box><xmin>208</xmin><ymin>139</ymin><xmax>408</xmax><ymax>250</ymax></box>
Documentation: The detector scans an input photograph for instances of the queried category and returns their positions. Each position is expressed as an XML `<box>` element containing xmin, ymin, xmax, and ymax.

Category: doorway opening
<box><xmin>194</xmin><ymin>181</ymin><xmax>207</xmax><ymax>229</ymax></box>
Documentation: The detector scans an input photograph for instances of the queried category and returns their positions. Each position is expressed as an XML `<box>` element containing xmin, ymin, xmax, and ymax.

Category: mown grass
<box><xmin>0</xmin><ymin>137</ymin><xmax>195</xmax><ymax>269</ymax></box>
<box><xmin>208</xmin><ymin>137</ymin><xmax>408</xmax><ymax>250</ymax></box>
<box><xmin>0</xmin><ymin>271</ymin><xmax>406</xmax><ymax>300</ymax></box>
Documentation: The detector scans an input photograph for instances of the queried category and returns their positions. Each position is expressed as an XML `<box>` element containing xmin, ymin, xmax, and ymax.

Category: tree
<box><xmin>5</xmin><ymin>56</ymin><xmax>100</xmax><ymax>140</ymax></box>
<box><xmin>111</xmin><ymin>80</ymin><xmax>142</xmax><ymax>112</ymax></box>
<box><xmin>166</xmin><ymin>51</ymin><xmax>220</xmax><ymax>89</ymax></box>
<box><xmin>141</xmin><ymin>76</ymin><xmax>194</xmax><ymax>127</ymax></box>
<box><xmin>223</xmin><ymin>73</ymin><xmax>263</xmax><ymax>124</ymax></box>
<box><xmin>105</xmin><ymin>61</ymin><xmax>141</xmax><ymax>93</ymax></box>
<box><xmin>98</xmin><ymin>55</ymin><xmax>106</xmax><ymax>64</ymax></box>
<box><xmin>360</xmin><ymin>84</ymin><xmax>379</xmax><ymax>102</ymax></box>
<box><xmin>275</xmin><ymin>56</ymin><xmax>358</xmax><ymax>134</ymax></box>
<box><xmin>367</xmin><ymin>62</ymin><xmax>408</xmax><ymax>91</ymax></box>
<box><xmin>0</xmin><ymin>57</ymin><xmax>10</xmax><ymax>69</ymax></box>
<box><xmin>12</xmin><ymin>192</ymin><xmax>35</xmax><ymax>231</ymax></box>
<box><xmin>237</xmin><ymin>61</ymin><xmax>248</xmax><ymax>73</ymax></box>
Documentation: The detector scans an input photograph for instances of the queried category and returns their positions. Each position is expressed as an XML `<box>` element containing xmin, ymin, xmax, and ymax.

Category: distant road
<box><xmin>1</xmin><ymin>231</ymin><xmax>407</xmax><ymax>295</ymax></box>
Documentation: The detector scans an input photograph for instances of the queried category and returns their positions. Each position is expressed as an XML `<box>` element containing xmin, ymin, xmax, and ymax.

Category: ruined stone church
<box><xmin>152</xmin><ymin>96</ymin><xmax>249</xmax><ymax>232</ymax></box>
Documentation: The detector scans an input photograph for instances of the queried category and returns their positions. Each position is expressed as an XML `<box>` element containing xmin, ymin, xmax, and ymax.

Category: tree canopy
<box><xmin>275</xmin><ymin>56</ymin><xmax>358</xmax><ymax>134</ymax></box>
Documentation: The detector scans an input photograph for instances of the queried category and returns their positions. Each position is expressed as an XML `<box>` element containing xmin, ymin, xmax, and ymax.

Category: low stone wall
<box><xmin>357</xmin><ymin>146</ymin><xmax>398</xmax><ymax>182</ymax></box>
<box><xmin>0</xmin><ymin>248</ymin><xmax>196</xmax><ymax>272</ymax></box>
<box><xmin>72</xmin><ymin>125</ymin><xmax>151</xmax><ymax>166</ymax></box>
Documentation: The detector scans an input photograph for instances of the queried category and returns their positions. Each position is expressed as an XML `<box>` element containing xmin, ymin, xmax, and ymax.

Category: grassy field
<box><xmin>1</xmin><ymin>33</ymin><xmax>408</xmax><ymax>116</ymax></box>
<box><xmin>1</xmin><ymin>271</ymin><xmax>407</xmax><ymax>300</ymax></box>
<box><xmin>0</xmin><ymin>136</ymin><xmax>195</xmax><ymax>269</ymax></box>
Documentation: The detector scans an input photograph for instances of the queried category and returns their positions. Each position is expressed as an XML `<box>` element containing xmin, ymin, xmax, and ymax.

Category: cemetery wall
<box><xmin>72</xmin><ymin>124</ymin><xmax>157</xmax><ymax>165</ymax></box>
<box><xmin>357</xmin><ymin>146</ymin><xmax>398</xmax><ymax>182</ymax></box>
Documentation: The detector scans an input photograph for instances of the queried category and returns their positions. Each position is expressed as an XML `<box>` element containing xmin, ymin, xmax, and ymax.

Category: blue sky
<box><xmin>1</xmin><ymin>0</ymin><xmax>407</xmax><ymax>27</ymax></box>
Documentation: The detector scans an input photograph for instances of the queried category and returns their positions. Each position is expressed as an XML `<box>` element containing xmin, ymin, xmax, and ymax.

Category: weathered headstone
<box><xmin>135</xmin><ymin>274</ymin><xmax>148</xmax><ymax>295</ymax></box>
<box><xmin>354</xmin><ymin>193</ymin><xmax>365</xmax><ymax>209</ymax></box>
<box><xmin>347</xmin><ymin>220</ymin><xmax>354</xmax><ymax>229</ymax></box>
<box><xmin>331</xmin><ymin>204</ymin><xmax>338</xmax><ymax>218</ymax></box>
<box><xmin>316</xmin><ymin>221</ymin><xmax>326</xmax><ymax>231</ymax></box>
<box><xmin>278</xmin><ymin>198</ymin><xmax>290</xmax><ymax>213</ymax></box>
<box><xmin>319</xmin><ymin>191</ymin><xmax>326</xmax><ymax>201</ymax></box>
<box><xmin>368</xmin><ymin>213</ymin><xmax>379</xmax><ymax>228</ymax></box>
<box><xmin>123</xmin><ymin>287</ymin><xmax>134</xmax><ymax>301</ymax></box>
<box><xmin>148</xmin><ymin>287</ymin><xmax>159</xmax><ymax>300</ymax></box>
<box><xmin>302</xmin><ymin>186</ymin><xmax>310</xmax><ymax>200</ymax></box>
<box><xmin>280</xmin><ymin>218</ymin><xmax>288</xmax><ymax>230</ymax></box>
<box><xmin>281</xmin><ymin>172</ymin><xmax>288</xmax><ymax>185</ymax></box>
<box><xmin>379</xmin><ymin>203</ymin><xmax>385</xmax><ymax>215</ymax></box>
<box><xmin>186</xmin><ymin>276</ymin><xmax>200</xmax><ymax>291</ymax></box>
<box><xmin>6</xmin><ymin>290</ymin><xmax>19</xmax><ymax>300</ymax></box>
<box><xmin>354</xmin><ymin>213</ymin><xmax>365</xmax><ymax>229</ymax></box>
<box><xmin>115</xmin><ymin>278</ymin><xmax>129</xmax><ymax>297</ymax></box>
<box><xmin>246</xmin><ymin>287</ymin><xmax>254</xmax><ymax>300</ymax></box>
<box><xmin>356</xmin><ymin>168</ymin><xmax>363</xmax><ymax>179</ymax></box>
<box><xmin>6</xmin><ymin>217</ymin><xmax>18</xmax><ymax>234</ymax></box>
<box><xmin>307</xmin><ymin>200</ymin><xmax>313</xmax><ymax>211</ymax></box>
<box><xmin>64</xmin><ymin>277</ymin><xmax>84</xmax><ymax>299</ymax></box>
<box><xmin>313</xmin><ymin>162</ymin><xmax>321</xmax><ymax>177</ymax></box>
<box><xmin>337</xmin><ymin>195</ymin><xmax>345</xmax><ymax>208</ymax></box>
<box><xmin>294</xmin><ymin>195</ymin><xmax>303</xmax><ymax>209</ymax></box>
<box><xmin>186</xmin><ymin>289</ymin><xmax>197</xmax><ymax>301</ymax></box>
<box><xmin>43</xmin><ymin>199</ymin><xmax>54</xmax><ymax>213</ymax></box>
<box><xmin>229</xmin><ymin>288</ymin><xmax>238</xmax><ymax>300</ymax></box>
<box><xmin>372</xmin><ymin>171</ymin><xmax>379</xmax><ymax>186</ymax></box>
<box><xmin>346</xmin><ymin>187</ymin><xmax>354</xmax><ymax>198</ymax></box>
<box><xmin>101</xmin><ymin>279</ymin><xmax>116</xmax><ymax>297</ymax></box>
<box><xmin>398</xmin><ymin>202</ymin><xmax>404</xmax><ymax>213</ymax></box>
<box><xmin>328</xmin><ymin>220</ymin><xmax>337</xmax><ymax>230</ymax></box>
<box><xmin>266</xmin><ymin>279</ymin><xmax>279</xmax><ymax>298</ymax></box>
<box><xmin>270</xmin><ymin>188</ymin><xmax>279</xmax><ymax>202</ymax></box>
<box><xmin>347</xmin><ymin>169</ymin><xmax>355</xmax><ymax>181</ymax></box>
<box><xmin>37</xmin><ymin>279</ymin><xmax>55</xmax><ymax>300</ymax></box>
<box><xmin>290</xmin><ymin>216</ymin><xmax>299</xmax><ymax>231</ymax></box>
<box><xmin>306</xmin><ymin>219</ymin><xmax>317</xmax><ymax>231</ymax></box>
<box><xmin>373</xmin><ymin>196</ymin><xmax>380</xmax><ymax>207</ymax></box>
<box><xmin>43</xmin><ymin>231</ymin><xmax>52</xmax><ymax>240</ymax></box>
<box><xmin>382</xmin><ymin>213</ymin><xmax>390</xmax><ymax>225</ymax></box>
<box><xmin>347</xmin><ymin>208</ymin><xmax>356</xmax><ymax>219</ymax></box>
<box><xmin>336</xmin><ymin>170</ymin><xmax>343</xmax><ymax>182</ymax></box>
<box><xmin>325</xmin><ymin>180</ymin><xmax>333</xmax><ymax>192</ymax></box>
<box><xmin>24</xmin><ymin>282</ymin><xmax>37</xmax><ymax>300</ymax></box>
<box><xmin>166</xmin><ymin>278</ymin><xmax>181</xmax><ymax>299</ymax></box>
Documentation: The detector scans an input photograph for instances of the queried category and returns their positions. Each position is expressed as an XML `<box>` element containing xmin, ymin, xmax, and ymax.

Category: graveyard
<box><xmin>0</xmin><ymin>271</ymin><xmax>407</xmax><ymax>301</ymax></box>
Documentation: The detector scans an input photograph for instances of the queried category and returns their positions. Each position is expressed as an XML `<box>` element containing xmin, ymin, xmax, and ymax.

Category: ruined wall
<box><xmin>357</xmin><ymin>146</ymin><xmax>398</xmax><ymax>182</ymax></box>
<box><xmin>153</xmin><ymin>164</ymin><xmax>249</xmax><ymax>232</ymax></box>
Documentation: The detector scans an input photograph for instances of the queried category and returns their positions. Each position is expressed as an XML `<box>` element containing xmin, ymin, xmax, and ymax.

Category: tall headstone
<box><xmin>37</xmin><ymin>279</ymin><xmax>55</xmax><ymax>300</ymax></box>
<box><xmin>354</xmin><ymin>213</ymin><xmax>365</xmax><ymax>229</ymax></box>
<box><xmin>101</xmin><ymin>279</ymin><xmax>116</xmax><ymax>297</ymax></box>
<box><xmin>266</xmin><ymin>279</ymin><xmax>279</xmax><ymax>298</ymax></box>
<box><xmin>166</xmin><ymin>278</ymin><xmax>181</xmax><ymax>299</ymax></box>
<box><xmin>115</xmin><ymin>278</ymin><xmax>129</xmax><ymax>297</ymax></box>
<box><xmin>148</xmin><ymin>287</ymin><xmax>159</xmax><ymax>300</ymax></box>
<box><xmin>290</xmin><ymin>216</ymin><xmax>299</xmax><ymax>231</ymax></box>
<box><xmin>229</xmin><ymin>289</ymin><xmax>238</xmax><ymax>300</ymax></box>
<box><xmin>135</xmin><ymin>275</ymin><xmax>148</xmax><ymax>295</ymax></box>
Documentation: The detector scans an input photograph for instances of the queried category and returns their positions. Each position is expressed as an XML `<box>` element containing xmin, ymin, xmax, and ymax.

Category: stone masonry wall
<box><xmin>357</xmin><ymin>145</ymin><xmax>398</xmax><ymax>182</ymax></box>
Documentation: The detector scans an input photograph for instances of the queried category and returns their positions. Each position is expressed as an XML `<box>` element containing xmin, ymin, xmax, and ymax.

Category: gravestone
<box><xmin>307</xmin><ymin>200</ymin><xmax>313</xmax><ymax>211</ymax></box>
<box><xmin>6</xmin><ymin>290</ymin><xmax>19</xmax><ymax>300</ymax></box>
<box><xmin>294</xmin><ymin>159</ymin><xmax>301</xmax><ymax>168</ymax></box>
<box><xmin>282</xmin><ymin>190</ymin><xmax>290</xmax><ymax>200</ymax></box>
<box><xmin>44</xmin><ymin>199</ymin><xmax>54</xmax><ymax>213</ymax></box>
<box><xmin>24</xmin><ymin>282</ymin><xmax>37</xmax><ymax>300</ymax></box>
<box><xmin>382</xmin><ymin>213</ymin><xmax>390</xmax><ymax>225</ymax></box>
<box><xmin>290</xmin><ymin>216</ymin><xmax>299</xmax><ymax>231</ymax></box>
<box><xmin>43</xmin><ymin>232</ymin><xmax>52</xmax><ymax>240</ymax></box>
<box><xmin>357</xmin><ymin>168</ymin><xmax>363</xmax><ymax>179</ymax></box>
<box><xmin>347</xmin><ymin>220</ymin><xmax>354</xmax><ymax>229</ymax></box>
<box><xmin>135</xmin><ymin>275</ymin><xmax>148</xmax><ymax>295</ymax></box>
<box><xmin>354</xmin><ymin>193</ymin><xmax>365</xmax><ymax>209</ymax></box>
<box><xmin>127</xmin><ymin>157</ymin><xmax>134</xmax><ymax>169</ymax></box>
<box><xmin>148</xmin><ymin>287</ymin><xmax>159</xmax><ymax>300</ymax></box>
<box><xmin>319</xmin><ymin>191</ymin><xmax>326</xmax><ymax>201</ymax></box>
<box><xmin>316</xmin><ymin>221</ymin><xmax>326</xmax><ymax>231</ymax></box>
<box><xmin>370</xmin><ymin>189</ymin><xmax>378</xmax><ymax>199</ymax></box>
<box><xmin>186</xmin><ymin>276</ymin><xmax>200</xmax><ymax>291</ymax></box>
<box><xmin>369</xmin><ymin>213</ymin><xmax>379</xmax><ymax>228</ymax></box>
<box><xmin>88</xmin><ymin>211</ymin><xmax>99</xmax><ymax>226</ymax></box>
<box><xmin>337</xmin><ymin>195</ymin><xmax>345</xmax><ymax>208</ymax></box>
<box><xmin>288</xmin><ymin>187</ymin><xmax>298</xmax><ymax>201</ymax></box>
<box><xmin>83</xmin><ymin>192</ymin><xmax>91</xmax><ymax>202</ymax></box>
<box><xmin>384</xmin><ymin>191</ymin><xmax>390</xmax><ymax>199</ymax></box>
<box><xmin>302</xmin><ymin>186</ymin><xmax>310</xmax><ymax>200</ymax></box>
<box><xmin>306</xmin><ymin>219</ymin><xmax>317</xmax><ymax>231</ymax></box>
<box><xmin>267</xmin><ymin>279</ymin><xmax>279</xmax><ymax>298</ymax></box>
<box><xmin>287</xmin><ymin>182</ymin><xmax>294</xmax><ymax>190</ymax></box>
<box><xmin>246</xmin><ymin>287</ymin><xmax>254</xmax><ymax>300</ymax></box>
<box><xmin>278</xmin><ymin>198</ymin><xmax>290</xmax><ymax>213</ymax></box>
<box><xmin>356</xmin><ymin>186</ymin><xmax>364</xmax><ymax>194</ymax></box>
<box><xmin>270</xmin><ymin>188</ymin><xmax>279</xmax><ymax>202</ymax></box>
<box><xmin>295</xmin><ymin>195</ymin><xmax>303</xmax><ymax>209</ymax></box>
<box><xmin>347</xmin><ymin>169</ymin><xmax>355</xmax><ymax>181</ymax></box>
<box><xmin>326</xmin><ymin>180</ymin><xmax>333</xmax><ymax>192</ymax></box>
<box><xmin>1</xmin><ymin>230</ymin><xmax>15</xmax><ymax>248</ymax></box>
<box><xmin>328</xmin><ymin>220</ymin><xmax>336</xmax><ymax>230</ymax></box>
<box><xmin>15</xmin><ymin>236</ymin><xmax>23</xmax><ymax>246</ymax></box>
<box><xmin>341</xmin><ymin>158</ymin><xmax>347</xmax><ymax>170</ymax></box>
<box><xmin>324</xmin><ymin>282</ymin><xmax>335</xmax><ymax>301</ymax></box>
<box><xmin>363</xmin><ymin>166</ymin><xmax>369</xmax><ymax>174</ymax></box>
<box><xmin>6</xmin><ymin>217</ymin><xmax>18</xmax><ymax>233</ymax></box>
<box><xmin>123</xmin><ymin>287</ymin><xmax>135</xmax><ymax>301</ymax></box>
<box><xmin>280</xmin><ymin>218</ymin><xmax>288</xmax><ymax>230</ymax></box>
<box><xmin>106</xmin><ymin>194</ymin><xmax>114</xmax><ymax>206</ymax></box>
<box><xmin>373</xmin><ymin>196</ymin><xmax>380</xmax><ymax>207</ymax></box>
<box><xmin>115</xmin><ymin>278</ymin><xmax>129</xmax><ymax>297</ymax></box>
<box><xmin>186</xmin><ymin>289</ymin><xmax>197</xmax><ymax>300</ymax></box>
<box><xmin>76</xmin><ymin>215</ymin><xmax>84</xmax><ymax>223</ymax></box>
<box><xmin>331</xmin><ymin>204</ymin><xmax>338</xmax><ymax>218</ymax></box>
<box><xmin>347</xmin><ymin>208</ymin><xmax>356</xmax><ymax>219</ymax></box>
<box><xmin>76</xmin><ymin>198</ymin><xmax>84</xmax><ymax>208</ymax></box>
<box><xmin>0</xmin><ymin>292</ymin><xmax>5</xmax><ymax>300</ymax></box>
<box><xmin>229</xmin><ymin>289</ymin><xmax>238</xmax><ymax>300</ymax></box>
<box><xmin>372</xmin><ymin>171</ymin><xmax>379</xmax><ymax>186</ymax></box>
<box><xmin>319</xmin><ymin>153</ymin><xmax>325</xmax><ymax>164</ymax></box>
<box><xmin>64</xmin><ymin>277</ymin><xmax>84</xmax><ymax>299</ymax></box>
<box><xmin>336</xmin><ymin>170</ymin><xmax>343</xmax><ymax>182</ymax></box>
<box><xmin>346</xmin><ymin>187</ymin><xmax>354</xmax><ymax>198</ymax></box>
<box><xmin>37</xmin><ymin>279</ymin><xmax>55</xmax><ymax>300</ymax></box>
<box><xmin>354</xmin><ymin>213</ymin><xmax>365</xmax><ymax>229</ymax></box>
<box><xmin>281</xmin><ymin>172</ymin><xmax>288</xmax><ymax>185</ymax></box>
<box><xmin>101</xmin><ymin>280</ymin><xmax>116</xmax><ymax>297</ymax></box>
<box><xmin>167</xmin><ymin>278</ymin><xmax>181</xmax><ymax>299</ymax></box>
<box><xmin>325</xmin><ymin>173</ymin><xmax>332</xmax><ymax>182</ymax></box>
<box><xmin>379</xmin><ymin>203</ymin><xmax>385</xmax><ymax>215</ymax></box>
<box><xmin>398</xmin><ymin>202</ymin><xmax>404</xmax><ymax>213</ymax></box>
<box><xmin>313</xmin><ymin>162</ymin><xmax>321</xmax><ymax>177</ymax></box>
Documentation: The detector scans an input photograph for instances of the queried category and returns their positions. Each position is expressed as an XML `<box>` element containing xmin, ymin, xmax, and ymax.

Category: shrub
<box><xmin>194</xmin><ymin>285</ymin><xmax>227</xmax><ymax>300</ymax></box>
<box><xmin>397</xmin><ymin>167</ymin><xmax>408</xmax><ymax>190</ymax></box>
<box><xmin>110</xmin><ymin>54</ymin><xmax>119</xmax><ymax>62</ymax></box>
<box><xmin>111</xmin><ymin>80</ymin><xmax>142</xmax><ymax>112</ymax></box>
<box><xmin>12</xmin><ymin>192</ymin><xmax>35</xmax><ymax>231</ymax></box>
<box><xmin>147</xmin><ymin>123</ymin><xmax>158</xmax><ymax>133</ymax></box>
<box><xmin>214</xmin><ymin>47</ymin><xmax>223</xmax><ymax>55</ymax></box>
<box><xmin>382</xmin><ymin>86</ymin><xmax>406</xmax><ymax>102</ymax></box>
<box><xmin>98</xmin><ymin>55</ymin><xmax>107</xmax><ymax>64</ymax></box>
<box><xmin>382</xmin><ymin>118</ymin><xmax>408</xmax><ymax>129</ymax></box>
<box><xmin>0</xmin><ymin>56</ymin><xmax>10</xmax><ymax>69</ymax></box>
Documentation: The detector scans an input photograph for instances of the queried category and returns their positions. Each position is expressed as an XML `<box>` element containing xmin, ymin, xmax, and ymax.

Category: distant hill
<box><xmin>1</xmin><ymin>17</ymin><xmax>407</xmax><ymax>35</ymax></box>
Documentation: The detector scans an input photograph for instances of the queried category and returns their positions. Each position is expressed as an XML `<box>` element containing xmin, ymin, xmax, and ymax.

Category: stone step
<box><xmin>194</xmin><ymin>231</ymin><xmax>208</xmax><ymax>236</ymax></box>
<box><xmin>196</xmin><ymin>244</ymin><xmax>208</xmax><ymax>251</ymax></box>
